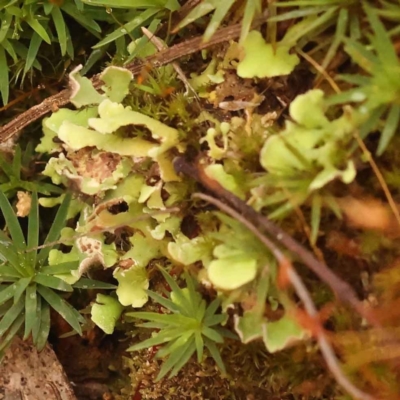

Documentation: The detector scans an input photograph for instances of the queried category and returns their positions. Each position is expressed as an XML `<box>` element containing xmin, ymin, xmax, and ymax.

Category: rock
<box><xmin>0</xmin><ymin>338</ymin><xmax>77</xmax><ymax>400</ymax></box>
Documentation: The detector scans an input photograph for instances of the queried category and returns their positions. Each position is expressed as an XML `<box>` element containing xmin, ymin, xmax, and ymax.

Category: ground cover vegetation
<box><xmin>1</xmin><ymin>0</ymin><xmax>400</xmax><ymax>399</ymax></box>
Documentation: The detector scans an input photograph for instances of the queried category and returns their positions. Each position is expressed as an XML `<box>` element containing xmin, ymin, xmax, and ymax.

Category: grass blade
<box><xmin>364</xmin><ymin>4</ymin><xmax>398</xmax><ymax>67</ymax></box>
<box><xmin>81</xmin><ymin>0</ymin><xmax>167</xmax><ymax>6</ymax></box>
<box><xmin>31</xmin><ymin>294</ymin><xmax>42</xmax><ymax>344</ymax></box>
<box><xmin>201</xmin><ymin>326</ymin><xmax>224</xmax><ymax>343</ymax></box>
<box><xmin>195</xmin><ymin>331</ymin><xmax>204</xmax><ymax>362</ymax></box>
<box><xmin>0</xmin><ymin>12</ymin><xmax>12</xmax><ymax>44</ymax></box>
<box><xmin>20</xmin><ymin>181</ymin><xmax>64</xmax><ymax>195</ymax></box>
<box><xmin>37</xmin><ymin>192</ymin><xmax>71</xmax><ymax>264</ymax></box>
<box><xmin>204</xmin><ymin>338</ymin><xmax>226</xmax><ymax>373</ymax></box>
<box><xmin>12</xmin><ymin>145</ymin><xmax>21</xmax><ymax>180</ymax></box>
<box><xmin>127</xmin><ymin>311</ymin><xmax>192</xmax><ymax>326</ymax></box>
<box><xmin>24</xmin><ymin>283</ymin><xmax>37</xmax><ymax>339</ymax></box>
<box><xmin>24</xmin><ymin>32</ymin><xmax>43</xmax><ymax>74</ymax></box>
<box><xmin>34</xmin><ymin>273</ymin><xmax>73</xmax><ymax>292</ymax></box>
<box><xmin>2</xmin><ymin>39</ymin><xmax>17</xmax><ymax>63</ymax></box>
<box><xmin>127</xmin><ymin>328</ymin><xmax>183</xmax><ymax>351</ymax></box>
<box><xmin>0</xmin><ymin>191</ymin><xmax>26</xmax><ymax>250</ymax></box>
<box><xmin>169</xmin><ymin>337</ymin><xmax>196</xmax><ymax>378</ymax></box>
<box><xmin>344</xmin><ymin>38</ymin><xmax>379</xmax><ymax>73</ymax></box>
<box><xmin>22</xmin><ymin>142</ymin><xmax>33</xmax><ymax>168</ymax></box>
<box><xmin>124</xmin><ymin>17</ymin><xmax>160</xmax><ymax>64</ymax></box>
<box><xmin>156</xmin><ymin>330</ymin><xmax>193</xmax><ymax>358</ymax></box>
<box><xmin>0</xmin><ymin>313</ymin><xmax>24</xmax><ymax>352</ymax></box>
<box><xmin>93</xmin><ymin>8</ymin><xmax>160</xmax><ymax>49</ymax></box>
<box><xmin>0</xmin><ymin>295</ymin><xmax>24</xmax><ymax>336</ymax></box>
<box><xmin>338</xmin><ymin>73</ymin><xmax>370</xmax><ymax>86</ymax></box>
<box><xmin>240</xmin><ymin>0</ymin><xmax>262</xmax><ymax>43</ymax></box>
<box><xmin>35</xmin><ymin>182</ymin><xmax>65</xmax><ymax>195</ymax></box>
<box><xmin>203</xmin><ymin>313</ymin><xmax>225</xmax><ymax>327</ymax></box>
<box><xmin>27</xmin><ymin>192</ymin><xmax>39</xmax><ymax>268</ymax></box>
<box><xmin>51</xmin><ymin>6</ymin><xmax>67</xmax><ymax>56</ymax></box>
<box><xmin>204</xmin><ymin>298</ymin><xmax>221</xmax><ymax>320</ymax></box>
<box><xmin>146</xmin><ymin>290</ymin><xmax>180</xmax><ymax>313</ymax></box>
<box><xmin>65</xmin><ymin>23</ymin><xmax>74</xmax><ymax>58</ymax></box>
<box><xmin>311</xmin><ymin>194</ymin><xmax>322</xmax><ymax>245</ymax></box>
<box><xmin>203</xmin><ymin>0</ymin><xmax>235</xmax><ymax>42</ymax></box>
<box><xmin>35</xmin><ymin>301</ymin><xmax>50</xmax><ymax>351</ymax></box>
<box><xmin>137</xmin><ymin>321</ymin><xmax>167</xmax><ymax>329</ymax></box>
<box><xmin>283</xmin><ymin>7</ymin><xmax>337</xmax><ymax>46</ymax></box>
<box><xmin>378</xmin><ymin>104</ymin><xmax>400</xmax><ymax>155</ymax></box>
<box><xmin>40</xmin><ymin>261</ymin><xmax>79</xmax><ymax>275</ymax></box>
<box><xmin>13</xmin><ymin>277</ymin><xmax>31</xmax><ymax>304</ymax></box>
<box><xmin>62</xmin><ymin>2</ymin><xmax>102</xmax><ymax>33</ymax></box>
<box><xmin>269</xmin><ymin>6</ymin><xmax>329</xmax><ymax>21</ymax></box>
<box><xmin>359</xmin><ymin>105</ymin><xmax>386</xmax><ymax>139</ymax></box>
<box><xmin>156</xmin><ymin>336</ymin><xmax>195</xmax><ymax>381</ymax></box>
<box><xmin>158</xmin><ymin>268</ymin><xmax>193</xmax><ymax>315</ymax></box>
<box><xmin>0</xmin><ymin>284</ymin><xmax>17</xmax><ymax>306</ymax></box>
<box><xmin>321</xmin><ymin>7</ymin><xmax>348</xmax><ymax>69</ymax></box>
<box><xmin>174</xmin><ymin>0</ymin><xmax>216</xmax><ymax>31</ymax></box>
<box><xmin>12</xmin><ymin>41</ymin><xmax>42</xmax><ymax>71</ymax></box>
<box><xmin>37</xmin><ymin>285</ymin><xmax>83</xmax><ymax>335</ymax></box>
<box><xmin>26</xmin><ymin>17</ymin><xmax>51</xmax><ymax>44</ymax></box>
<box><xmin>73</xmin><ymin>278</ymin><xmax>116</xmax><ymax>289</ymax></box>
<box><xmin>80</xmin><ymin>47</ymin><xmax>107</xmax><ymax>75</ymax></box>
<box><xmin>0</xmin><ymin>152</ymin><xmax>14</xmax><ymax>178</ymax></box>
<box><xmin>0</xmin><ymin>264</ymin><xmax>20</xmax><ymax>278</ymax></box>
<box><xmin>0</xmin><ymin>45</ymin><xmax>9</xmax><ymax>106</ymax></box>
<box><xmin>0</xmin><ymin>239</ymin><xmax>20</xmax><ymax>268</ymax></box>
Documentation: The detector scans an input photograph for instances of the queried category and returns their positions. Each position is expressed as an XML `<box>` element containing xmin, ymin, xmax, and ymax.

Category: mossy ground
<box><xmin>2</xmin><ymin>2</ymin><xmax>400</xmax><ymax>399</ymax></box>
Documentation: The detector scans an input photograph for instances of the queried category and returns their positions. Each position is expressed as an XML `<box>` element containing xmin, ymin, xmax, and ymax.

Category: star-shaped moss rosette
<box><xmin>0</xmin><ymin>191</ymin><xmax>115</xmax><ymax>355</ymax></box>
<box><xmin>126</xmin><ymin>267</ymin><xmax>236</xmax><ymax>381</ymax></box>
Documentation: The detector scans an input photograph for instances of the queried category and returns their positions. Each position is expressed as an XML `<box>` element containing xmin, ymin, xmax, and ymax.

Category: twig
<box><xmin>173</xmin><ymin>156</ymin><xmax>378</xmax><ymax>326</ymax></box>
<box><xmin>192</xmin><ymin>192</ymin><xmax>284</xmax><ymax>263</ymax></box>
<box><xmin>0</xmin><ymin>16</ymin><xmax>267</xmax><ymax>144</ymax></box>
<box><xmin>287</xmin><ymin>265</ymin><xmax>377</xmax><ymax>400</ymax></box>
<box><xmin>193</xmin><ymin>192</ymin><xmax>376</xmax><ymax>400</ymax></box>
<box><xmin>297</xmin><ymin>48</ymin><xmax>341</xmax><ymax>94</ymax></box>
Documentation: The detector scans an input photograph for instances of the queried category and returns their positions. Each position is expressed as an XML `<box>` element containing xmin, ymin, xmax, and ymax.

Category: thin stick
<box><xmin>193</xmin><ymin>192</ymin><xmax>376</xmax><ymax>400</ymax></box>
<box><xmin>0</xmin><ymin>15</ymin><xmax>266</xmax><ymax>143</ymax></box>
<box><xmin>297</xmin><ymin>48</ymin><xmax>341</xmax><ymax>94</ymax></box>
<box><xmin>192</xmin><ymin>192</ymin><xmax>284</xmax><ymax>262</ymax></box>
<box><xmin>174</xmin><ymin>156</ymin><xmax>377</xmax><ymax>326</ymax></box>
<box><xmin>287</xmin><ymin>265</ymin><xmax>377</xmax><ymax>400</ymax></box>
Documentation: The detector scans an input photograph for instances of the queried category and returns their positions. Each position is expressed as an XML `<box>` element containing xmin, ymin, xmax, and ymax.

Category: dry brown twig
<box><xmin>173</xmin><ymin>156</ymin><xmax>378</xmax><ymax>327</ymax></box>
<box><xmin>0</xmin><ymin>16</ymin><xmax>266</xmax><ymax>144</ymax></box>
<box><xmin>192</xmin><ymin>192</ymin><xmax>376</xmax><ymax>400</ymax></box>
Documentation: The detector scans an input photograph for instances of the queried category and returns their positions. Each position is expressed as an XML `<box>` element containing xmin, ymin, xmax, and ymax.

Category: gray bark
<box><xmin>0</xmin><ymin>338</ymin><xmax>77</xmax><ymax>400</ymax></box>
